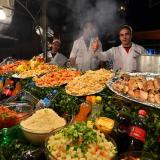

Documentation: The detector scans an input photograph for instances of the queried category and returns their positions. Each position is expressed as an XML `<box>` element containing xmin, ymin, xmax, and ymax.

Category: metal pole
<box><xmin>15</xmin><ymin>0</ymin><xmax>43</xmax><ymax>54</ymax></box>
<box><xmin>42</xmin><ymin>0</ymin><xmax>48</xmax><ymax>62</ymax></box>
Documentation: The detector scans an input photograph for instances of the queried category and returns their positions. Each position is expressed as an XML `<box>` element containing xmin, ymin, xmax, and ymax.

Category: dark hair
<box><xmin>118</xmin><ymin>25</ymin><xmax>133</xmax><ymax>35</ymax></box>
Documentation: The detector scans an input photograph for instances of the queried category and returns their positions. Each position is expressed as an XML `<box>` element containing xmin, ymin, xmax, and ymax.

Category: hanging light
<box><xmin>120</xmin><ymin>4</ymin><xmax>126</xmax><ymax>12</ymax></box>
<box><xmin>35</xmin><ymin>26</ymin><xmax>54</xmax><ymax>37</ymax></box>
<box><xmin>35</xmin><ymin>26</ymin><xmax>43</xmax><ymax>36</ymax></box>
<box><xmin>0</xmin><ymin>7</ymin><xmax>6</xmax><ymax>20</ymax></box>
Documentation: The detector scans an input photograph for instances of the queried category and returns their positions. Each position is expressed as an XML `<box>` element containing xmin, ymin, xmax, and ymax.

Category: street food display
<box><xmin>108</xmin><ymin>73</ymin><xmax>160</xmax><ymax>109</ymax></box>
<box><xmin>34</xmin><ymin>69</ymin><xmax>80</xmax><ymax>87</ymax></box>
<box><xmin>66</xmin><ymin>69</ymin><xmax>113</xmax><ymax>96</ymax></box>
<box><xmin>0</xmin><ymin>57</ymin><xmax>160</xmax><ymax>159</ymax></box>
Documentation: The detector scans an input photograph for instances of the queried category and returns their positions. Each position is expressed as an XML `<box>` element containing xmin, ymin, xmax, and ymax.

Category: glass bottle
<box><xmin>127</xmin><ymin>109</ymin><xmax>147</xmax><ymax>151</ymax></box>
<box><xmin>115</xmin><ymin>111</ymin><xmax>131</xmax><ymax>154</ymax></box>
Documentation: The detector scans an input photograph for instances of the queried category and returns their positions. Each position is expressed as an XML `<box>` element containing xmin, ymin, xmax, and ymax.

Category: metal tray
<box><xmin>107</xmin><ymin>72</ymin><xmax>160</xmax><ymax>109</ymax></box>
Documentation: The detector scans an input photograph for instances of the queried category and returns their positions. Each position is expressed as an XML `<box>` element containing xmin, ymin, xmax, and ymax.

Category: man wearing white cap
<box><xmin>40</xmin><ymin>38</ymin><xmax>67</xmax><ymax>67</ymax></box>
<box><xmin>93</xmin><ymin>25</ymin><xmax>146</xmax><ymax>72</ymax></box>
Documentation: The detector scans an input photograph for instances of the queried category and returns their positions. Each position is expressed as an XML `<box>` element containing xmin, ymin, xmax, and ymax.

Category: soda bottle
<box><xmin>115</xmin><ymin>111</ymin><xmax>131</xmax><ymax>154</ymax></box>
<box><xmin>127</xmin><ymin>109</ymin><xmax>147</xmax><ymax>151</ymax></box>
<box><xmin>35</xmin><ymin>89</ymin><xmax>58</xmax><ymax>109</ymax></box>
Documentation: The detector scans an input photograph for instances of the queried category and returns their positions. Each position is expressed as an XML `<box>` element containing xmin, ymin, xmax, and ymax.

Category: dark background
<box><xmin>0</xmin><ymin>0</ymin><xmax>160</xmax><ymax>61</ymax></box>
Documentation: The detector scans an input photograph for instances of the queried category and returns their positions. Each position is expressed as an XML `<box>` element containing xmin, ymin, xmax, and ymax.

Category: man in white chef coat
<box><xmin>40</xmin><ymin>38</ymin><xmax>67</xmax><ymax>67</ymax></box>
<box><xmin>69</xmin><ymin>21</ymin><xmax>103</xmax><ymax>71</ymax></box>
<box><xmin>94</xmin><ymin>25</ymin><xmax>146</xmax><ymax>72</ymax></box>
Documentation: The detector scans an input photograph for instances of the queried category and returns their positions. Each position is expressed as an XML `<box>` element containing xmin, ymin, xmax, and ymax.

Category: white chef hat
<box><xmin>119</xmin><ymin>25</ymin><xmax>133</xmax><ymax>35</ymax></box>
<box><xmin>52</xmin><ymin>38</ymin><xmax>61</xmax><ymax>44</ymax></box>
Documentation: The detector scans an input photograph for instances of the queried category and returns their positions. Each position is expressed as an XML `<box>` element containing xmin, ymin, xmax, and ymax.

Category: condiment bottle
<box><xmin>1</xmin><ymin>79</ymin><xmax>15</xmax><ymax>100</ymax></box>
<box><xmin>74</xmin><ymin>102</ymin><xmax>91</xmax><ymax>122</ymax></box>
<box><xmin>0</xmin><ymin>77</ymin><xmax>4</xmax><ymax>91</ymax></box>
<box><xmin>87</xmin><ymin>96</ymin><xmax>103</xmax><ymax>120</ymax></box>
<box><xmin>12</xmin><ymin>81</ymin><xmax>22</xmax><ymax>96</ymax></box>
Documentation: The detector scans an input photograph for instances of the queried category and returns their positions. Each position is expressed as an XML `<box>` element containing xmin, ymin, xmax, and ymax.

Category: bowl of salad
<box><xmin>46</xmin><ymin>122</ymin><xmax>117</xmax><ymax>160</ymax></box>
<box><xmin>0</xmin><ymin>103</ymin><xmax>33</xmax><ymax>129</ymax></box>
<box><xmin>119</xmin><ymin>151</ymin><xmax>156</xmax><ymax>160</ymax></box>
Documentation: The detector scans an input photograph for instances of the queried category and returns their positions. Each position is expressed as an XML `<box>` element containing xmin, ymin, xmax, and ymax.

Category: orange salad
<box><xmin>0</xmin><ymin>105</ymin><xmax>27</xmax><ymax>129</ymax></box>
<box><xmin>0</xmin><ymin>60</ymin><xmax>29</xmax><ymax>74</ymax></box>
<box><xmin>34</xmin><ymin>69</ymin><xmax>80</xmax><ymax>87</ymax></box>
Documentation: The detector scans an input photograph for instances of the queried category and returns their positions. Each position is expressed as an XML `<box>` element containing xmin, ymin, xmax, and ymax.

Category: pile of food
<box><xmin>34</xmin><ymin>69</ymin><xmax>80</xmax><ymax>87</ymax></box>
<box><xmin>66</xmin><ymin>69</ymin><xmax>113</xmax><ymax>96</ymax></box>
<box><xmin>0</xmin><ymin>105</ymin><xmax>27</xmax><ymax>129</ymax></box>
<box><xmin>15</xmin><ymin>64</ymin><xmax>58</xmax><ymax>78</ymax></box>
<box><xmin>47</xmin><ymin>122</ymin><xmax>117</xmax><ymax>160</ymax></box>
<box><xmin>20</xmin><ymin>108</ymin><xmax>66</xmax><ymax>133</ymax></box>
<box><xmin>112</xmin><ymin>74</ymin><xmax>160</xmax><ymax>105</ymax></box>
<box><xmin>0</xmin><ymin>60</ymin><xmax>28</xmax><ymax>74</ymax></box>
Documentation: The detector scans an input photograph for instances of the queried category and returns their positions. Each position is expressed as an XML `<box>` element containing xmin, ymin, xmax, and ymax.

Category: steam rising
<box><xmin>67</xmin><ymin>0</ymin><xmax>126</xmax><ymax>37</ymax></box>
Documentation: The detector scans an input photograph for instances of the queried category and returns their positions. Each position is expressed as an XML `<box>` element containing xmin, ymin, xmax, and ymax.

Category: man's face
<box><xmin>83</xmin><ymin>22</ymin><xmax>96</xmax><ymax>39</ymax></box>
<box><xmin>51</xmin><ymin>41</ymin><xmax>60</xmax><ymax>53</ymax></box>
<box><xmin>119</xmin><ymin>28</ymin><xmax>132</xmax><ymax>46</ymax></box>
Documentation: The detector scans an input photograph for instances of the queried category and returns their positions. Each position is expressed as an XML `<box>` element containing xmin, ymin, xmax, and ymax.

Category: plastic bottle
<box><xmin>127</xmin><ymin>109</ymin><xmax>147</xmax><ymax>151</ymax></box>
<box><xmin>87</xmin><ymin>96</ymin><xmax>103</xmax><ymax>120</ymax></box>
<box><xmin>35</xmin><ymin>89</ymin><xmax>58</xmax><ymax>109</ymax></box>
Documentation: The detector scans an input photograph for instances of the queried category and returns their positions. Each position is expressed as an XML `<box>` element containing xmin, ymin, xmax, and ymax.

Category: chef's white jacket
<box><xmin>97</xmin><ymin>43</ymin><xmax>146</xmax><ymax>72</ymax></box>
<box><xmin>69</xmin><ymin>36</ymin><xmax>102</xmax><ymax>71</ymax></box>
<box><xmin>39</xmin><ymin>51</ymin><xmax>67</xmax><ymax>67</ymax></box>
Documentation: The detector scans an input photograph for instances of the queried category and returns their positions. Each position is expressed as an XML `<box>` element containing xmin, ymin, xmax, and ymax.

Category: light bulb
<box><xmin>0</xmin><ymin>8</ymin><xmax>6</xmax><ymax>20</ymax></box>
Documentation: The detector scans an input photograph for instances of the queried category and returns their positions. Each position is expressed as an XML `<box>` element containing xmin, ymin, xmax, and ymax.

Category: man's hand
<box><xmin>70</xmin><ymin>57</ymin><xmax>76</xmax><ymax>67</ymax></box>
<box><xmin>91</xmin><ymin>37</ymin><xmax>100</xmax><ymax>52</ymax></box>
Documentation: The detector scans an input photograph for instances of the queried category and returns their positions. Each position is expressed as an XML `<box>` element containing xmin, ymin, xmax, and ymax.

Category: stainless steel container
<box><xmin>136</xmin><ymin>55</ymin><xmax>160</xmax><ymax>73</ymax></box>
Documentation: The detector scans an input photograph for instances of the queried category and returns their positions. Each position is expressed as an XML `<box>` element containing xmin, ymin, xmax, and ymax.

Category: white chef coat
<box><xmin>39</xmin><ymin>51</ymin><xmax>67</xmax><ymax>67</ymax></box>
<box><xmin>69</xmin><ymin>36</ymin><xmax>102</xmax><ymax>71</ymax></box>
<box><xmin>97</xmin><ymin>43</ymin><xmax>146</xmax><ymax>72</ymax></box>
